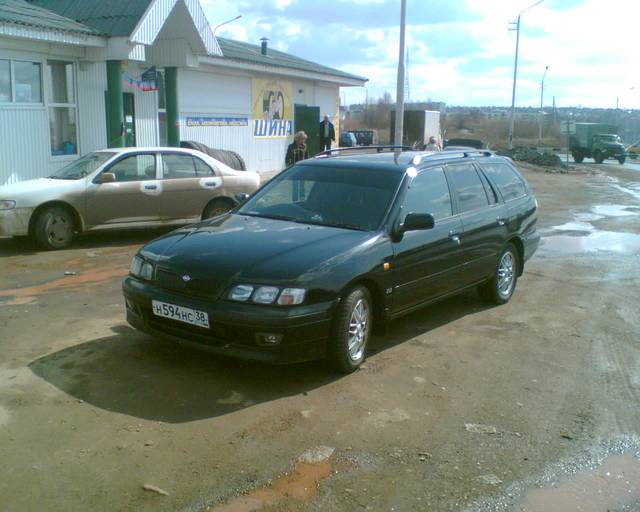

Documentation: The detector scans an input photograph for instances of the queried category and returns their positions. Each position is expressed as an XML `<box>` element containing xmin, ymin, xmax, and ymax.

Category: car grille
<box><xmin>154</xmin><ymin>268</ymin><xmax>224</xmax><ymax>299</ymax></box>
<box><xmin>156</xmin><ymin>269</ymin><xmax>187</xmax><ymax>291</ymax></box>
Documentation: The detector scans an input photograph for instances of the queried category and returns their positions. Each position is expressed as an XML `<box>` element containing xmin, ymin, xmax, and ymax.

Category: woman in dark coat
<box><xmin>285</xmin><ymin>131</ymin><xmax>309</xmax><ymax>166</ymax></box>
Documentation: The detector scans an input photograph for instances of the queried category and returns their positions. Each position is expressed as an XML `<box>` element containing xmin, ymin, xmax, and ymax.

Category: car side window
<box><xmin>446</xmin><ymin>164</ymin><xmax>490</xmax><ymax>213</ymax></box>
<box><xmin>163</xmin><ymin>154</ymin><xmax>197</xmax><ymax>179</ymax></box>
<box><xmin>402</xmin><ymin>168</ymin><xmax>452</xmax><ymax>221</ymax></box>
<box><xmin>480</xmin><ymin>162</ymin><xmax>526</xmax><ymax>201</ymax></box>
<box><xmin>194</xmin><ymin>157</ymin><xmax>215</xmax><ymax>176</ymax></box>
<box><xmin>107</xmin><ymin>154</ymin><xmax>156</xmax><ymax>182</ymax></box>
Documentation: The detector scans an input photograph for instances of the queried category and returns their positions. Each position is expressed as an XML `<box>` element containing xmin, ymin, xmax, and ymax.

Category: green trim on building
<box><xmin>1</xmin><ymin>0</ymin><xmax>100</xmax><ymax>35</ymax></box>
<box><xmin>216</xmin><ymin>37</ymin><xmax>367</xmax><ymax>83</ymax></box>
<box><xmin>106</xmin><ymin>60</ymin><xmax>124</xmax><ymax>148</ymax></box>
<box><xmin>165</xmin><ymin>67</ymin><xmax>179</xmax><ymax>148</ymax></box>
<box><xmin>26</xmin><ymin>0</ymin><xmax>151</xmax><ymax>37</ymax></box>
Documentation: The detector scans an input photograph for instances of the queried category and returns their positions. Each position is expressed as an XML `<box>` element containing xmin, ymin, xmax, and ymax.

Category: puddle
<box><xmin>514</xmin><ymin>453</ymin><xmax>640</xmax><ymax>512</ymax></box>
<box><xmin>542</xmin><ymin>231</ymin><xmax>640</xmax><ymax>254</ymax></box>
<box><xmin>592</xmin><ymin>204</ymin><xmax>639</xmax><ymax>217</ymax></box>
<box><xmin>552</xmin><ymin>221</ymin><xmax>595</xmax><ymax>233</ymax></box>
<box><xmin>208</xmin><ymin>447</ymin><xmax>334</xmax><ymax>512</ymax></box>
<box><xmin>0</xmin><ymin>265</ymin><xmax>127</xmax><ymax>305</ymax></box>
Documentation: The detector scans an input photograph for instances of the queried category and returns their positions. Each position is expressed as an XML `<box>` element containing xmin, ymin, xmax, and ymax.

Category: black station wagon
<box><xmin>123</xmin><ymin>149</ymin><xmax>539</xmax><ymax>373</ymax></box>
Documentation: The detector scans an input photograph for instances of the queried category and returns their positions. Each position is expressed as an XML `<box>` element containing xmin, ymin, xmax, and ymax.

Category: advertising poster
<box><xmin>252</xmin><ymin>79</ymin><xmax>293</xmax><ymax>138</ymax></box>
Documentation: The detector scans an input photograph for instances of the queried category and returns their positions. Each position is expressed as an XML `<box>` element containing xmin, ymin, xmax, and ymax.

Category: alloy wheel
<box><xmin>497</xmin><ymin>251</ymin><xmax>515</xmax><ymax>298</ymax></box>
<box><xmin>347</xmin><ymin>298</ymin><xmax>369</xmax><ymax>361</ymax></box>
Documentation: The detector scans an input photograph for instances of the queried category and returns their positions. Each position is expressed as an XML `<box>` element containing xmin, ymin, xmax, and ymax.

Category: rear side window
<box><xmin>163</xmin><ymin>154</ymin><xmax>197</xmax><ymax>179</ymax></box>
<box><xmin>446</xmin><ymin>164</ymin><xmax>489</xmax><ymax>213</ymax></box>
<box><xmin>480</xmin><ymin>162</ymin><xmax>526</xmax><ymax>201</ymax></box>
<box><xmin>194</xmin><ymin>157</ymin><xmax>215</xmax><ymax>176</ymax></box>
<box><xmin>402</xmin><ymin>168</ymin><xmax>452</xmax><ymax>220</ymax></box>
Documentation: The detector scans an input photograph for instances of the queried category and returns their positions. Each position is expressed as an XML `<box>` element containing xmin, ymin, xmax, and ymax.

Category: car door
<box><xmin>390</xmin><ymin>167</ymin><xmax>465</xmax><ymax>314</ymax></box>
<box><xmin>478</xmin><ymin>160</ymin><xmax>530</xmax><ymax>231</ymax></box>
<box><xmin>445</xmin><ymin>162</ymin><xmax>507</xmax><ymax>285</ymax></box>
<box><xmin>159</xmin><ymin>152</ymin><xmax>223</xmax><ymax>221</ymax></box>
<box><xmin>85</xmin><ymin>152</ymin><xmax>162</xmax><ymax>227</ymax></box>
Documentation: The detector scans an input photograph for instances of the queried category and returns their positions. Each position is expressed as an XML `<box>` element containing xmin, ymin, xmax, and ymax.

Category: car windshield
<box><xmin>600</xmin><ymin>134</ymin><xmax>620</xmax><ymax>142</ymax></box>
<box><xmin>238</xmin><ymin>164</ymin><xmax>403</xmax><ymax>231</ymax></box>
<box><xmin>48</xmin><ymin>152</ymin><xmax>116</xmax><ymax>180</ymax></box>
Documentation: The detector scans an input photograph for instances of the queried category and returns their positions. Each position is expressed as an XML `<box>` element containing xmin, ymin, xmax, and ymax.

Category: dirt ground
<box><xmin>1</xmin><ymin>162</ymin><xmax>639</xmax><ymax>512</ymax></box>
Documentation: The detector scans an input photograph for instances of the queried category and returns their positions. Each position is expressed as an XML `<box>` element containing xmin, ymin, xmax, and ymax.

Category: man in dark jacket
<box><xmin>285</xmin><ymin>131</ymin><xmax>309</xmax><ymax>166</ymax></box>
<box><xmin>319</xmin><ymin>115</ymin><xmax>335</xmax><ymax>151</ymax></box>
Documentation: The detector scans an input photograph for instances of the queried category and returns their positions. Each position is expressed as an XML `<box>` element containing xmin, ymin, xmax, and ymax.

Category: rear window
<box><xmin>480</xmin><ymin>162</ymin><xmax>526</xmax><ymax>201</ymax></box>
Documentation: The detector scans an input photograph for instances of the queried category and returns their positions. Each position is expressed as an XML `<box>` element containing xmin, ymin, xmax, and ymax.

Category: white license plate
<box><xmin>151</xmin><ymin>300</ymin><xmax>210</xmax><ymax>328</ymax></box>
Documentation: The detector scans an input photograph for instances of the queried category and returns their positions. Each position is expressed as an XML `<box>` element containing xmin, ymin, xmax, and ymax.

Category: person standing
<box><xmin>424</xmin><ymin>136</ymin><xmax>441</xmax><ymax>151</ymax></box>
<box><xmin>285</xmin><ymin>131</ymin><xmax>309</xmax><ymax>166</ymax></box>
<box><xmin>319</xmin><ymin>115</ymin><xmax>335</xmax><ymax>152</ymax></box>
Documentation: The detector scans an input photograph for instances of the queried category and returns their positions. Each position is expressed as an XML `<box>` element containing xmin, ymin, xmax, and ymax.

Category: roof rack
<box><xmin>314</xmin><ymin>145</ymin><xmax>415</xmax><ymax>158</ymax></box>
<box><xmin>463</xmin><ymin>150</ymin><xmax>493</xmax><ymax>158</ymax></box>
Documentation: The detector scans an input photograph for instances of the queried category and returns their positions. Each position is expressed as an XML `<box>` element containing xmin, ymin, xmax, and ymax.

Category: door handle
<box><xmin>496</xmin><ymin>217</ymin><xmax>506</xmax><ymax>226</ymax></box>
<box><xmin>203</xmin><ymin>182</ymin><xmax>217</xmax><ymax>187</ymax></box>
<box><xmin>144</xmin><ymin>184</ymin><xmax>157</xmax><ymax>190</ymax></box>
<box><xmin>449</xmin><ymin>231</ymin><xmax>461</xmax><ymax>245</ymax></box>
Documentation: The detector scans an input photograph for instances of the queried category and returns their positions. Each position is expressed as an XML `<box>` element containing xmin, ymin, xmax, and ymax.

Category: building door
<box><xmin>104</xmin><ymin>92</ymin><xmax>137</xmax><ymax>147</ymax></box>
<box><xmin>123</xmin><ymin>93</ymin><xmax>136</xmax><ymax>146</ymax></box>
<box><xmin>294</xmin><ymin>105</ymin><xmax>320</xmax><ymax>156</ymax></box>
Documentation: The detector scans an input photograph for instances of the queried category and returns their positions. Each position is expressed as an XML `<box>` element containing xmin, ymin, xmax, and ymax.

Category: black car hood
<box><xmin>140</xmin><ymin>214</ymin><xmax>375</xmax><ymax>296</ymax></box>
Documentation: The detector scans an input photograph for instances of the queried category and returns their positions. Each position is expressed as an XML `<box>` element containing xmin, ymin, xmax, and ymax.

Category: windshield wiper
<box><xmin>302</xmin><ymin>220</ymin><xmax>367</xmax><ymax>231</ymax></box>
<box><xmin>241</xmin><ymin>212</ymin><xmax>298</xmax><ymax>222</ymax></box>
<box><xmin>47</xmin><ymin>175</ymin><xmax>77</xmax><ymax>180</ymax></box>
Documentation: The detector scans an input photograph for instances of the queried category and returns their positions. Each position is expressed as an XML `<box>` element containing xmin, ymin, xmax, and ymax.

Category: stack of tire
<box><xmin>180</xmin><ymin>141</ymin><xmax>246</xmax><ymax>171</ymax></box>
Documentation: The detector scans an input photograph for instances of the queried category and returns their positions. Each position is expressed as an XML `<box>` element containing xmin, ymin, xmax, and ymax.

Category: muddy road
<box><xmin>1</xmin><ymin>163</ymin><xmax>639</xmax><ymax>511</ymax></box>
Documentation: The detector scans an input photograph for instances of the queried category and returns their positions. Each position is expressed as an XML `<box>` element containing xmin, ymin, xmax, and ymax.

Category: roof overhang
<box><xmin>198</xmin><ymin>55</ymin><xmax>367</xmax><ymax>87</ymax></box>
<box><xmin>129</xmin><ymin>0</ymin><xmax>221</xmax><ymax>56</ymax></box>
<box><xmin>0</xmin><ymin>21</ymin><xmax>106</xmax><ymax>47</ymax></box>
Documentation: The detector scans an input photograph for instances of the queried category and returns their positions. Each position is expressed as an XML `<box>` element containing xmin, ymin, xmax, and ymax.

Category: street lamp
<box><xmin>507</xmin><ymin>0</ymin><xmax>545</xmax><ymax>150</ymax></box>
<box><xmin>213</xmin><ymin>15</ymin><xmax>242</xmax><ymax>36</ymax></box>
<box><xmin>538</xmin><ymin>65</ymin><xmax>549</xmax><ymax>146</ymax></box>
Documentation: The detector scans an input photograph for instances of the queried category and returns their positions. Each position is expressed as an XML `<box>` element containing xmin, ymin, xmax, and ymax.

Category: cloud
<box><xmin>203</xmin><ymin>0</ymin><xmax>640</xmax><ymax>108</ymax></box>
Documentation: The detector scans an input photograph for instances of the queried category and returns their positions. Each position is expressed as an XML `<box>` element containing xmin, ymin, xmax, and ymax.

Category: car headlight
<box><xmin>227</xmin><ymin>285</ymin><xmax>306</xmax><ymax>305</ymax></box>
<box><xmin>130</xmin><ymin>255</ymin><xmax>154</xmax><ymax>280</ymax></box>
<box><xmin>0</xmin><ymin>200</ymin><xmax>16</xmax><ymax>210</ymax></box>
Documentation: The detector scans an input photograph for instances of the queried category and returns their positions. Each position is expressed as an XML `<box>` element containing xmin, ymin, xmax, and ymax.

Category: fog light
<box><xmin>256</xmin><ymin>333</ymin><xmax>283</xmax><ymax>346</ymax></box>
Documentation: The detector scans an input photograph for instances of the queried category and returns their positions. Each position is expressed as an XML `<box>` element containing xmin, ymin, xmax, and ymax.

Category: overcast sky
<box><xmin>202</xmin><ymin>0</ymin><xmax>636</xmax><ymax>109</ymax></box>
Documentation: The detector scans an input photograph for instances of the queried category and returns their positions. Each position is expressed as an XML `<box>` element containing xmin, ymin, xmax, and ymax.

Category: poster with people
<box><xmin>252</xmin><ymin>79</ymin><xmax>293</xmax><ymax>138</ymax></box>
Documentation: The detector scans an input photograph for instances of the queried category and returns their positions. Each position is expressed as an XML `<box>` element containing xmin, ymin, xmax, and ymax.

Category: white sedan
<box><xmin>0</xmin><ymin>147</ymin><xmax>260</xmax><ymax>249</ymax></box>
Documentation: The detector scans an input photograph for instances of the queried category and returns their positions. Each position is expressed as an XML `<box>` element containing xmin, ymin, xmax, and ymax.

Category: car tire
<box><xmin>33</xmin><ymin>206</ymin><xmax>74</xmax><ymax>250</ymax></box>
<box><xmin>202</xmin><ymin>198</ymin><xmax>234</xmax><ymax>219</ymax></box>
<box><xmin>594</xmin><ymin>150</ymin><xmax>603</xmax><ymax>164</ymax></box>
<box><xmin>328</xmin><ymin>285</ymin><xmax>372</xmax><ymax>374</ymax></box>
<box><xmin>618</xmin><ymin>156</ymin><xmax>626</xmax><ymax>165</ymax></box>
<box><xmin>478</xmin><ymin>243</ymin><xmax>519</xmax><ymax>305</ymax></box>
<box><xmin>572</xmin><ymin>151</ymin><xmax>584</xmax><ymax>163</ymax></box>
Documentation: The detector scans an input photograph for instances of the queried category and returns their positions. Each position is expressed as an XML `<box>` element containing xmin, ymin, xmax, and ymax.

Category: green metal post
<box><xmin>106</xmin><ymin>60</ymin><xmax>124</xmax><ymax>148</ymax></box>
<box><xmin>165</xmin><ymin>67</ymin><xmax>180</xmax><ymax>147</ymax></box>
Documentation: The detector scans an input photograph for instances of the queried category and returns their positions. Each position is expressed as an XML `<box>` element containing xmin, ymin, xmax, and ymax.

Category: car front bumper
<box><xmin>122</xmin><ymin>277</ymin><xmax>335</xmax><ymax>364</ymax></box>
<box><xmin>0</xmin><ymin>207</ymin><xmax>33</xmax><ymax>237</ymax></box>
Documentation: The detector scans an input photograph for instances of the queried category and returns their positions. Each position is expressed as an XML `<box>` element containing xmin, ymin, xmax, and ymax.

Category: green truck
<box><xmin>569</xmin><ymin>123</ymin><xmax>626</xmax><ymax>164</ymax></box>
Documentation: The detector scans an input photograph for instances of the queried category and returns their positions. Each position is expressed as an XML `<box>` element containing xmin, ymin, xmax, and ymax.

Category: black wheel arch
<box><xmin>201</xmin><ymin>196</ymin><xmax>237</xmax><ymax>219</ymax></box>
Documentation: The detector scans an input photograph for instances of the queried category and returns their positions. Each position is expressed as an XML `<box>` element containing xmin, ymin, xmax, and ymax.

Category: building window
<box><xmin>0</xmin><ymin>60</ymin><xmax>11</xmax><ymax>101</ymax></box>
<box><xmin>47</xmin><ymin>60</ymin><xmax>77</xmax><ymax>156</ymax></box>
<box><xmin>14</xmin><ymin>61</ymin><xmax>42</xmax><ymax>103</ymax></box>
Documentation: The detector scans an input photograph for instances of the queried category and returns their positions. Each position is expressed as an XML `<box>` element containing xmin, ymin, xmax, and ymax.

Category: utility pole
<box><xmin>394</xmin><ymin>0</ymin><xmax>407</xmax><ymax>147</ymax></box>
<box><xmin>538</xmin><ymin>65</ymin><xmax>548</xmax><ymax>147</ymax></box>
<box><xmin>507</xmin><ymin>14</ymin><xmax>521</xmax><ymax>150</ymax></box>
<box><xmin>507</xmin><ymin>0</ymin><xmax>544</xmax><ymax>150</ymax></box>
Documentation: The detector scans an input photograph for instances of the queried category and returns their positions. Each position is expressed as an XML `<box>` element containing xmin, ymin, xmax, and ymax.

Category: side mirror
<box><xmin>235</xmin><ymin>193</ymin><xmax>250</xmax><ymax>204</ymax></box>
<box><xmin>400</xmin><ymin>213</ymin><xmax>435</xmax><ymax>233</ymax></box>
<box><xmin>97</xmin><ymin>172</ymin><xmax>116</xmax><ymax>183</ymax></box>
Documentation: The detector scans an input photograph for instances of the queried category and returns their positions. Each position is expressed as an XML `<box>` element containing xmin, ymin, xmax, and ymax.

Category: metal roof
<box><xmin>0</xmin><ymin>0</ymin><xmax>100</xmax><ymax>35</ymax></box>
<box><xmin>216</xmin><ymin>37</ymin><xmax>367</xmax><ymax>83</ymax></box>
<box><xmin>27</xmin><ymin>0</ymin><xmax>152</xmax><ymax>36</ymax></box>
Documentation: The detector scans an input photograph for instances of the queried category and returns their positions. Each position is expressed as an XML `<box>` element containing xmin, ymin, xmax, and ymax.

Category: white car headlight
<box><xmin>130</xmin><ymin>255</ymin><xmax>154</xmax><ymax>280</ymax></box>
<box><xmin>228</xmin><ymin>285</ymin><xmax>306</xmax><ymax>305</ymax></box>
<box><xmin>228</xmin><ymin>284</ymin><xmax>254</xmax><ymax>301</ymax></box>
<box><xmin>277</xmin><ymin>288</ymin><xmax>306</xmax><ymax>306</ymax></box>
<box><xmin>253</xmin><ymin>286</ymin><xmax>279</xmax><ymax>304</ymax></box>
<box><xmin>0</xmin><ymin>200</ymin><xmax>16</xmax><ymax>210</ymax></box>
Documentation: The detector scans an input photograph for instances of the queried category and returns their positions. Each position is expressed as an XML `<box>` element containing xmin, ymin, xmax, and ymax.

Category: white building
<box><xmin>0</xmin><ymin>0</ymin><xmax>366</xmax><ymax>184</ymax></box>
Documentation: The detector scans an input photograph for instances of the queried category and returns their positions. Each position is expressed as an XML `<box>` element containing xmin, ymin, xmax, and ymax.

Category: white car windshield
<box><xmin>49</xmin><ymin>152</ymin><xmax>116</xmax><ymax>180</ymax></box>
